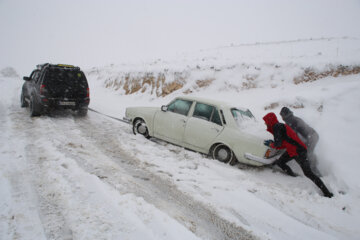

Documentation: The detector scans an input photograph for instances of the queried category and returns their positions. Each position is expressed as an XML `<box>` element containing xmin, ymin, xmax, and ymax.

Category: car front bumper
<box><xmin>244</xmin><ymin>152</ymin><xmax>280</xmax><ymax>165</ymax></box>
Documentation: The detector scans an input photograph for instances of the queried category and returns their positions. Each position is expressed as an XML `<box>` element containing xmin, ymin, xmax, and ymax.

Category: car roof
<box><xmin>177</xmin><ymin>95</ymin><xmax>250</xmax><ymax>113</ymax></box>
<box><xmin>177</xmin><ymin>95</ymin><xmax>233</xmax><ymax>109</ymax></box>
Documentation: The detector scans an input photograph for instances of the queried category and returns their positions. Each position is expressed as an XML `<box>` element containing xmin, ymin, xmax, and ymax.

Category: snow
<box><xmin>1</xmin><ymin>38</ymin><xmax>360</xmax><ymax>240</ymax></box>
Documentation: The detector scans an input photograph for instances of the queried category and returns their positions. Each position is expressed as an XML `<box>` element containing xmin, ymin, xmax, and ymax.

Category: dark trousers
<box><xmin>275</xmin><ymin>151</ymin><xmax>333</xmax><ymax>197</ymax></box>
<box><xmin>306</xmin><ymin>132</ymin><xmax>320</xmax><ymax>175</ymax></box>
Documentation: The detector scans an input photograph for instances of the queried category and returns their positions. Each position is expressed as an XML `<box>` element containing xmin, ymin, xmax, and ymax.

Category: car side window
<box><xmin>29</xmin><ymin>71</ymin><xmax>36</xmax><ymax>81</ymax></box>
<box><xmin>33</xmin><ymin>71</ymin><xmax>41</xmax><ymax>84</ymax></box>
<box><xmin>193</xmin><ymin>103</ymin><xmax>213</xmax><ymax>121</ymax></box>
<box><xmin>211</xmin><ymin>108</ymin><xmax>222</xmax><ymax>125</ymax></box>
<box><xmin>193</xmin><ymin>103</ymin><xmax>222</xmax><ymax>126</ymax></box>
<box><xmin>167</xmin><ymin>99</ymin><xmax>193</xmax><ymax>116</ymax></box>
<box><xmin>30</xmin><ymin>70</ymin><xmax>40</xmax><ymax>83</ymax></box>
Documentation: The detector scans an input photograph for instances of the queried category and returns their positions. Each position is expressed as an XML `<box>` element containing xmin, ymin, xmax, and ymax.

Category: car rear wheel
<box><xmin>30</xmin><ymin>96</ymin><xmax>41</xmax><ymax>117</ymax></box>
<box><xmin>212</xmin><ymin>144</ymin><xmax>237</xmax><ymax>165</ymax></box>
<box><xmin>133</xmin><ymin>119</ymin><xmax>150</xmax><ymax>139</ymax></box>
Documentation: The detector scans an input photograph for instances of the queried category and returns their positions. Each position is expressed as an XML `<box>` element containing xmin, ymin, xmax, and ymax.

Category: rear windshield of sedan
<box><xmin>231</xmin><ymin>108</ymin><xmax>255</xmax><ymax>126</ymax></box>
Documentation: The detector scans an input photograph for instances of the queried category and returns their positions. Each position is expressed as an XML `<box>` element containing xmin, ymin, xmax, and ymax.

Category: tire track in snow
<box><xmin>59</xmin><ymin>113</ymin><xmax>257</xmax><ymax>240</ymax></box>
<box><xmin>0</xmin><ymin>82</ymin><xmax>55</xmax><ymax>240</ymax></box>
<box><xmin>6</xmin><ymin>96</ymin><xmax>73</xmax><ymax>240</ymax></box>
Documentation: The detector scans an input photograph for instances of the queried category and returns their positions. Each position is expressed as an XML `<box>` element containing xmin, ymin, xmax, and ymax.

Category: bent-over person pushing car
<box><xmin>263</xmin><ymin>112</ymin><xmax>333</xmax><ymax>198</ymax></box>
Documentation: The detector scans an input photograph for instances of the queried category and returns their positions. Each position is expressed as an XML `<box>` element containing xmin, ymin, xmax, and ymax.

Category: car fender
<box><xmin>125</xmin><ymin>107</ymin><xmax>159</xmax><ymax>136</ymax></box>
<box><xmin>209</xmin><ymin>127</ymin><xmax>268</xmax><ymax>166</ymax></box>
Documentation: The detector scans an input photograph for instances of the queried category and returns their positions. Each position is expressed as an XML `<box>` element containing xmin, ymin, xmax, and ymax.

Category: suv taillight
<box><xmin>87</xmin><ymin>87</ymin><xmax>90</xmax><ymax>98</ymax></box>
<box><xmin>40</xmin><ymin>84</ymin><xmax>46</xmax><ymax>95</ymax></box>
<box><xmin>265</xmin><ymin>149</ymin><xmax>272</xmax><ymax>158</ymax></box>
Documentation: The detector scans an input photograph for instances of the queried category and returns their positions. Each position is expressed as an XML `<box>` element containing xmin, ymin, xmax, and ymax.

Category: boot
<box><xmin>316</xmin><ymin>179</ymin><xmax>333</xmax><ymax>198</ymax></box>
<box><xmin>323</xmin><ymin>191</ymin><xmax>334</xmax><ymax>198</ymax></box>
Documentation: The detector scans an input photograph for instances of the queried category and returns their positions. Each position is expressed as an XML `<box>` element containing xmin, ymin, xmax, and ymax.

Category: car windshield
<box><xmin>230</xmin><ymin>107</ymin><xmax>269</xmax><ymax>137</ymax></box>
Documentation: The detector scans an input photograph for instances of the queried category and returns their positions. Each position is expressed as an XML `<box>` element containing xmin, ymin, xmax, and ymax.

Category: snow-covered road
<box><xmin>1</xmin><ymin>73</ymin><xmax>360</xmax><ymax>240</ymax></box>
<box><xmin>0</xmin><ymin>78</ymin><xmax>255</xmax><ymax>239</ymax></box>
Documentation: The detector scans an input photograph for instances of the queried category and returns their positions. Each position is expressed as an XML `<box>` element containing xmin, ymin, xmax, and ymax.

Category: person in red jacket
<box><xmin>263</xmin><ymin>112</ymin><xmax>333</xmax><ymax>198</ymax></box>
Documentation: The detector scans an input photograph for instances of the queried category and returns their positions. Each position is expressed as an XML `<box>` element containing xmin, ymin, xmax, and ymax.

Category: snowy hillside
<box><xmin>1</xmin><ymin>37</ymin><xmax>360</xmax><ymax>240</ymax></box>
<box><xmin>87</xmin><ymin>37</ymin><xmax>360</xmax><ymax>98</ymax></box>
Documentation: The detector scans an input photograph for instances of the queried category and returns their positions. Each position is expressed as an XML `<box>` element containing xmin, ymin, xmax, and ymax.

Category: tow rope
<box><xmin>88</xmin><ymin>108</ymin><xmax>129</xmax><ymax>124</ymax></box>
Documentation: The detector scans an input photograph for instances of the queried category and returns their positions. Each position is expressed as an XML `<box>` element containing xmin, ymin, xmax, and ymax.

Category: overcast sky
<box><xmin>1</xmin><ymin>0</ymin><xmax>359</xmax><ymax>73</ymax></box>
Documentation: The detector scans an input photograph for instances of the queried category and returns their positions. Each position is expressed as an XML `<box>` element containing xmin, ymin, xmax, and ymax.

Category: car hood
<box><xmin>125</xmin><ymin>106</ymin><xmax>159</xmax><ymax>118</ymax></box>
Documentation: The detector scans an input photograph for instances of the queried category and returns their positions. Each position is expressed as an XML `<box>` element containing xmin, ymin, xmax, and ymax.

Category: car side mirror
<box><xmin>23</xmin><ymin>76</ymin><xmax>31</xmax><ymax>81</ymax></box>
<box><xmin>161</xmin><ymin>105</ymin><xmax>168</xmax><ymax>112</ymax></box>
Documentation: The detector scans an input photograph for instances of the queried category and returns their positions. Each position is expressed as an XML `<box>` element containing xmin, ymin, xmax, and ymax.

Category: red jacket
<box><xmin>263</xmin><ymin>112</ymin><xmax>307</xmax><ymax>157</ymax></box>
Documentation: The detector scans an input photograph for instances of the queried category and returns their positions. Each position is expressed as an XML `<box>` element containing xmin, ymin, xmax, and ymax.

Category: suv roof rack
<box><xmin>36</xmin><ymin>63</ymin><xmax>80</xmax><ymax>71</ymax></box>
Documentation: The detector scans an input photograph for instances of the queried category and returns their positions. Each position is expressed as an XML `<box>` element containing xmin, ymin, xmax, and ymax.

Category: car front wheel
<box><xmin>212</xmin><ymin>144</ymin><xmax>237</xmax><ymax>165</ymax></box>
<box><xmin>21</xmin><ymin>92</ymin><xmax>28</xmax><ymax>108</ymax></box>
<box><xmin>133</xmin><ymin>119</ymin><xmax>150</xmax><ymax>139</ymax></box>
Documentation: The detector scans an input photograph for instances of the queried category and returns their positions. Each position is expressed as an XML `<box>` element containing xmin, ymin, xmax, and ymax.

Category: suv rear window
<box><xmin>42</xmin><ymin>68</ymin><xmax>88</xmax><ymax>98</ymax></box>
<box><xmin>43</xmin><ymin>68</ymin><xmax>88</xmax><ymax>89</ymax></box>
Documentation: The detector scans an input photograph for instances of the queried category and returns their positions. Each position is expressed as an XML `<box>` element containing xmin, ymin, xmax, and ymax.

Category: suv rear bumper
<box><xmin>40</xmin><ymin>97</ymin><xmax>90</xmax><ymax>110</ymax></box>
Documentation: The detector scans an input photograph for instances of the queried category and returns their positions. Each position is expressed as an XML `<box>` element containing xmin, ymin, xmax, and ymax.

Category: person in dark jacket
<box><xmin>280</xmin><ymin>107</ymin><xmax>320</xmax><ymax>174</ymax></box>
<box><xmin>263</xmin><ymin>112</ymin><xmax>333</xmax><ymax>198</ymax></box>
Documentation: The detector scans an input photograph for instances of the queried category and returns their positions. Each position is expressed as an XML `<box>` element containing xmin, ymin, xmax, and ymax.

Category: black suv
<box><xmin>21</xmin><ymin>64</ymin><xmax>90</xmax><ymax>117</ymax></box>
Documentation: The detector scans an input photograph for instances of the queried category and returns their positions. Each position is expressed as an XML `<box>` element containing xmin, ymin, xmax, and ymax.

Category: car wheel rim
<box><xmin>133</xmin><ymin>120</ymin><xmax>149</xmax><ymax>138</ymax></box>
<box><xmin>137</xmin><ymin>124</ymin><xmax>147</xmax><ymax>134</ymax></box>
<box><xmin>217</xmin><ymin>148</ymin><xmax>229</xmax><ymax>161</ymax></box>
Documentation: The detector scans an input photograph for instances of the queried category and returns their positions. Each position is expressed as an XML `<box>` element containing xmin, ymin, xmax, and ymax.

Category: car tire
<box><xmin>21</xmin><ymin>92</ymin><xmax>28</xmax><ymax>108</ymax></box>
<box><xmin>133</xmin><ymin>119</ymin><xmax>150</xmax><ymax>139</ymax></box>
<box><xmin>30</xmin><ymin>96</ymin><xmax>41</xmax><ymax>117</ymax></box>
<box><xmin>212</xmin><ymin>144</ymin><xmax>236</xmax><ymax>164</ymax></box>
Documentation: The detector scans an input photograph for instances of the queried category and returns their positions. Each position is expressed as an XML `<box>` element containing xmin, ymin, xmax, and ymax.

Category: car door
<box><xmin>153</xmin><ymin>99</ymin><xmax>193</xmax><ymax>145</ymax></box>
<box><xmin>183</xmin><ymin>102</ymin><xmax>224</xmax><ymax>151</ymax></box>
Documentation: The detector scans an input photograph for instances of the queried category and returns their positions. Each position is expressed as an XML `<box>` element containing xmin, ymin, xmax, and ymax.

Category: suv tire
<box><xmin>20</xmin><ymin>92</ymin><xmax>28</xmax><ymax>108</ymax></box>
<box><xmin>30</xmin><ymin>96</ymin><xmax>41</xmax><ymax>117</ymax></box>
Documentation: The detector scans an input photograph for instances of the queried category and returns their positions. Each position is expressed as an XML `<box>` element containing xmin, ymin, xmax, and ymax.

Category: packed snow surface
<box><xmin>1</xmin><ymin>38</ymin><xmax>360</xmax><ymax>240</ymax></box>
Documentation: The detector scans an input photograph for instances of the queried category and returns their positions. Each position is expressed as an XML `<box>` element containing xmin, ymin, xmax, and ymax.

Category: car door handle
<box><xmin>180</xmin><ymin>119</ymin><xmax>186</xmax><ymax>123</ymax></box>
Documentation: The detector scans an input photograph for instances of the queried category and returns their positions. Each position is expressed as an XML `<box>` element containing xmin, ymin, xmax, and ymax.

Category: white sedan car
<box><xmin>124</xmin><ymin>96</ymin><xmax>280</xmax><ymax>166</ymax></box>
